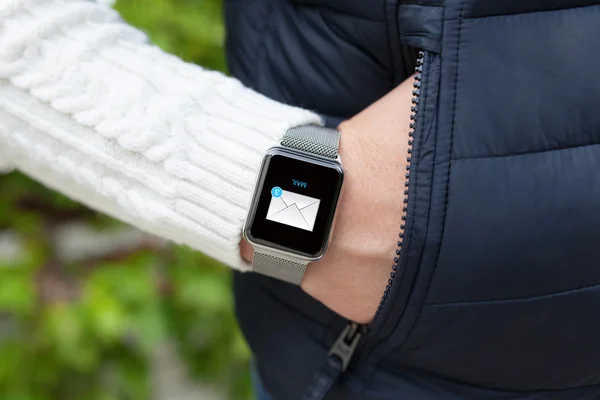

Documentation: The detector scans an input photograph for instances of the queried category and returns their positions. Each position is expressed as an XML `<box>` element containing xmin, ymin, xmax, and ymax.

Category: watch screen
<box><xmin>247</xmin><ymin>149</ymin><xmax>344</xmax><ymax>258</ymax></box>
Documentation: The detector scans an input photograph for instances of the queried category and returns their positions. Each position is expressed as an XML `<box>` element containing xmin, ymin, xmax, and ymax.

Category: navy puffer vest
<box><xmin>226</xmin><ymin>1</ymin><xmax>600</xmax><ymax>399</ymax></box>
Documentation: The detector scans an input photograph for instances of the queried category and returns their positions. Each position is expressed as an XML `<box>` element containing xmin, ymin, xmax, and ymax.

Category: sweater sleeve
<box><xmin>0</xmin><ymin>0</ymin><xmax>323</xmax><ymax>270</ymax></box>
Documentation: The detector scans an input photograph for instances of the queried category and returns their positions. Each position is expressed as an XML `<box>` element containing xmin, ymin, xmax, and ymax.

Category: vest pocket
<box><xmin>363</xmin><ymin>48</ymin><xmax>442</xmax><ymax>361</ymax></box>
<box><xmin>370</xmin><ymin>50</ymin><xmax>427</xmax><ymax>329</ymax></box>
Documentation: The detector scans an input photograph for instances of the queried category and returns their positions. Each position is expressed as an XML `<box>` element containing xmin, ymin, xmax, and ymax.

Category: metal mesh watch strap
<box><xmin>280</xmin><ymin>125</ymin><xmax>340</xmax><ymax>159</ymax></box>
<box><xmin>251</xmin><ymin>125</ymin><xmax>340</xmax><ymax>284</ymax></box>
<box><xmin>252</xmin><ymin>252</ymin><xmax>308</xmax><ymax>285</ymax></box>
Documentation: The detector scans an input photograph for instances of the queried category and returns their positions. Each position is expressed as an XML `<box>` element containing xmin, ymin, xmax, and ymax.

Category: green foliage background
<box><xmin>0</xmin><ymin>1</ymin><xmax>254</xmax><ymax>399</ymax></box>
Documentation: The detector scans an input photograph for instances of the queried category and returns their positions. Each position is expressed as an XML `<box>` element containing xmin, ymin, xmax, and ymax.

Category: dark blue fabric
<box><xmin>302</xmin><ymin>356</ymin><xmax>343</xmax><ymax>400</ymax></box>
<box><xmin>226</xmin><ymin>0</ymin><xmax>600</xmax><ymax>398</ymax></box>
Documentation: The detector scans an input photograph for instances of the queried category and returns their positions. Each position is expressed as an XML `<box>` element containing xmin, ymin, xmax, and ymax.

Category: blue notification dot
<box><xmin>271</xmin><ymin>186</ymin><xmax>283</xmax><ymax>198</ymax></box>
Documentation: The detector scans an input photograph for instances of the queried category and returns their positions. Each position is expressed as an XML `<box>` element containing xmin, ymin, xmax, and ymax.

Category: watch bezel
<box><xmin>243</xmin><ymin>146</ymin><xmax>344</xmax><ymax>261</ymax></box>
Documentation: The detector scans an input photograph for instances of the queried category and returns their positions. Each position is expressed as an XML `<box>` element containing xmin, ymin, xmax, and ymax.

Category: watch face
<box><xmin>245</xmin><ymin>147</ymin><xmax>344</xmax><ymax>259</ymax></box>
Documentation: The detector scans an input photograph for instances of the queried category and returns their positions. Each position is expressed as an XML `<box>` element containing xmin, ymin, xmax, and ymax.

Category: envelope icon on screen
<box><xmin>266</xmin><ymin>190</ymin><xmax>321</xmax><ymax>232</ymax></box>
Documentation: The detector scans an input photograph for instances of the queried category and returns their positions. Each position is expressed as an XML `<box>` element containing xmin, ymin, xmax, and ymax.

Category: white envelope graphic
<box><xmin>266</xmin><ymin>190</ymin><xmax>321</xmax><ymax>231</ymax></box>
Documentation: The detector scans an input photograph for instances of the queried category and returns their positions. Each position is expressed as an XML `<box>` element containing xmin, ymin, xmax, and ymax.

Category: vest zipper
<box><xmin>302</xmin><ymin>322</ymin><xmax>365</xmax><ymax>400</ymax></box>
<box><xmin>302</xmin><ymin>50</ymin><xmax>426</xmax><ymax>400</ymax></box>
<box><xmin>370</xmin><ymin>50</ymin><xmax>425</xmax><ymax>327</ymax></box>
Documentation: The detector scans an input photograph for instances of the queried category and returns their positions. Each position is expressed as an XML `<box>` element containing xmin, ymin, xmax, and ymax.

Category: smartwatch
<box><xmin>243</xmin><ymin>125</ymin><xmax>344</xmax><ymax>284</ymax></box>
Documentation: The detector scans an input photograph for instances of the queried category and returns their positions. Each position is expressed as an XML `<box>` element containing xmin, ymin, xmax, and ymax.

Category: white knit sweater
<box><xmin>0</xmin><ymin>0</ymin><xmax>323</xmax><ymax>270</ymax></box>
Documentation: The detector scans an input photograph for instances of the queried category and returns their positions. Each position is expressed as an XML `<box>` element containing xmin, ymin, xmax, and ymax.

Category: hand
<box><xmin>241</xmin><ymin>77</ymin><xmax>414</xmax><ymax>324</ymax></box>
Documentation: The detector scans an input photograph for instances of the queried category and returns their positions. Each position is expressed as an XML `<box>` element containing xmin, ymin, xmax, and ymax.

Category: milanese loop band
<box><xmin>252</xmin><ymin>125</ymin><xmax>340</xmax><ymax>284</ymax></box>
<box><xmin>252</xmin><ymin>252</ymin><xmax>308</xmax><ymax>285</ymax></box>
<box><xmin>280</xmin><ymin>125</ymin><xmax>340</xmax><ymax>159</ymax></box>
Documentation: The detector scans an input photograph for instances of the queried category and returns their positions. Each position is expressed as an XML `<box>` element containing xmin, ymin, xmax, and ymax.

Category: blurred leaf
<box><xmin>174</xmin><ymin>269</ymin><xmax>231</xmax><ymax>311</ymax></box>
<box><xmin>114</xmin><ymin>351</ymin><xmax>150</xmax><ymax>400</ymax></box>
<box><xmin>83</xmin><ymin>285</ymin><xmax>127</xmax><ymax>344</ymax></box>
<box><xmin>114</xmin><ymin>0</ymin><xmax>227</xmax><ymax>72</ymax></box>
<box><xmin>128</xmin><ymin>305</ymin><xmax>166</xmax><ymax>352</ymax></box>
<box><xmin>231</xmin><ymin>329</ymin><xmax>252</xmax><ymax>360</ymax></box>
<box><xmin>0</xmin><ymin>270</ymin><xmax>35</xmax><ymax>315</ymax></box>
<box><xmin>43</xmin><ymin>304</ymin><xmax>98</xmax><ymax>371</ymax></box>
<box><xmin>86</xmin><ymin>254</ymin><xmax>158</xmax><ymax>307</ymax></box>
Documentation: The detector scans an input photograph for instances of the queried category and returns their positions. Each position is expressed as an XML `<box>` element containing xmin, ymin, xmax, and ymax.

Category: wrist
<box><xmin>241</xmin><ymin>238</ymin><xmax>253</xmax><ymax>263</ymax></box>
<box><xmin>240</xmin><ymin>77</ymin><xmax>414</xmax><ymax>323</ymax></box>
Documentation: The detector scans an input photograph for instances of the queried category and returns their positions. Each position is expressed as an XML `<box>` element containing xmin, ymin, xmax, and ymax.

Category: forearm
<box><xmin>0</xmin><ymin>0</ymin><xmax>321</xmax><ymax>269</ymax></box>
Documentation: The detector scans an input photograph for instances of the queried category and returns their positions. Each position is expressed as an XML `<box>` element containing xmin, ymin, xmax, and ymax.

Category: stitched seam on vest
<box><xmin>402</xmin><ymin>0</ymin><xmax>443</xmax><ymax>8</ymax></box>
<box><xmin>383</xmin><ymin>368</ymin><xmax>600</xmax><ymax>393</ymax></box>
<box><xmin>250</xmin><ymin>2</ymin><xmax>277</xmax><ymax>86</ymax></box>
<box><xmin>448</xmin><ymin>3</ymin><xmax>600</xmax><ymax>21</ymax></box>
<box><xmin>420</xmin><ymin>0</ymin><xmax>464</xmax><ymax>306</ymax></box>
<box><xmin>427</xmin><ymin>281</ymin><xmax>600</xmax><ymax>307</ymax></box>
<box><xmin>368</xmin><ymin>54</ymin><xmax>436</xmax><ymax>373</ymax></box>
<box><xmin>383</xmin><ymin>370</ymin><xmax>600</xmax><ymax>393</ymax></box>
<box><xmin>384</xmin><ymin>0</ymin><xmax>397</xmax><ymax>88</ymax></box>
<box><xmin>291</xmin><ymin>2</ymin><xmax>384</xmax><ymax>21</ymax></box>
<box><xmin>454</xmin><ymin>141</ymin><xmax>600</xmax><ymax>161</ymax></box>
<box><xmin>385</xmin><ymin>24</ymin><xmax>442</xmax><ymax>360</ymax></box>
<box><xmin>393</xmin><ymin>51</ymin><xmax>430</xmax><ymax>342</ymax></box>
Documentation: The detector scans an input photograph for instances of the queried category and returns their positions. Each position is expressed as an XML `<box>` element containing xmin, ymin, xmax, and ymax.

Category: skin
<box><xmin>241</xmin><ymin>76</ymin><xmax>414</xmax><ymax>324</ymax></box>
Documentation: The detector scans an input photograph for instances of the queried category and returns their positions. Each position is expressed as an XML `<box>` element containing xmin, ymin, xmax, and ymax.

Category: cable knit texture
<box><xmin>0</xmin><ymin>0</ymin><xmax>323</xmax><ymax>270</ymax></box>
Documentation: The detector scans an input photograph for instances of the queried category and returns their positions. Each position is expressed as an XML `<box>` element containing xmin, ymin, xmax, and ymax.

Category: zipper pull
<box><xmin>302</xmin><ymin>322</ymin><xmax>365</xmax><ymax>400</ymax></box>
<box><xmin>329</xmin><ymin>321</ymin><xmax>365</xmax><ymax>372</ymax></box>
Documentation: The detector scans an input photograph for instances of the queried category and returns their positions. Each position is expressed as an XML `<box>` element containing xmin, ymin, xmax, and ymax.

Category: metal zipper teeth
<box><xmin>370</xmin><ymin>50</ymin><xmax>425</xmax><ymax>327</ymax></box>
